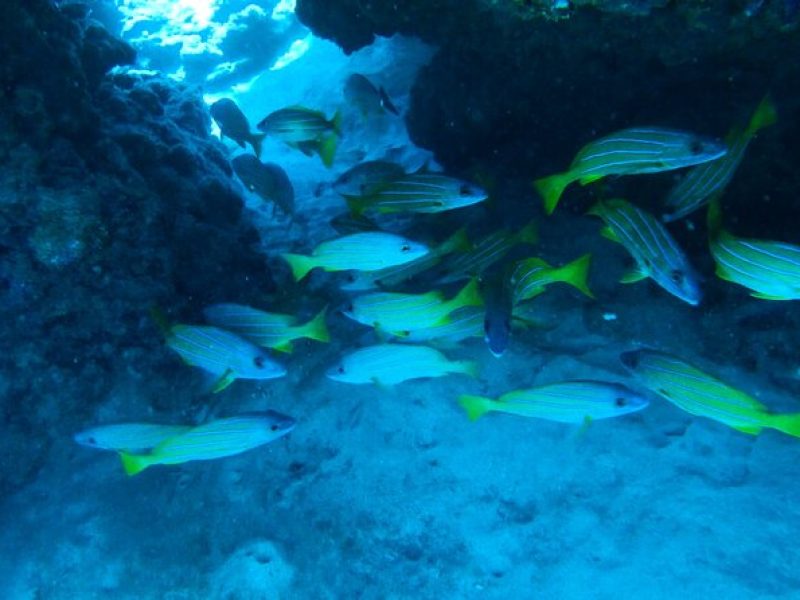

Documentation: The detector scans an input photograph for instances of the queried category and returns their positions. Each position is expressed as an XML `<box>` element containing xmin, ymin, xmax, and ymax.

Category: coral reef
<box><xmin>0</xmin><ymin>0</ymin><xmax>273</xmax><ymax>470</ymax></box>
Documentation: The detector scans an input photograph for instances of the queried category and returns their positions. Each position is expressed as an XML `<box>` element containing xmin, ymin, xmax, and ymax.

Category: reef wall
<box><xmin>0</xmin><ymin>0</ymin><xmax>272</xmax><ymax>491</ymax></box>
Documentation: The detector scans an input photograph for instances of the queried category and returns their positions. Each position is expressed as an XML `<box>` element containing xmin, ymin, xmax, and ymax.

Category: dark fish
<box><xmin>482</xmin><ymin>272</ymin><xmax>514</xmax><ymax>358</ymax></box>
<box><xmin>231</xmin><ymin>155</ymin><xmax>295</xmax><ymax>216</ymax></box>
<box><xmin>344</xmin><ymin>74</ymin><xmax>400</xmax><ymax>117</ymax></box>
<box><xmin>332</xmin><ymin>160</ymin><xmax>406</xmax><ymax>196</ymax></box>
<box><xmin>210</xmin><ymin>98</ymin><xmax>265</xmax><ymax>157</ymax></box>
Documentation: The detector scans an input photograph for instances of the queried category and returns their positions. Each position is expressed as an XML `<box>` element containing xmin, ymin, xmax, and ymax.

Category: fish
<box><xmin>343</xmin><ymin>173</ymin><xmax>488</xmax><ymax>215</ymax></box>
<box><xmin>119</xmin><ymin>411</ymin><xmax>296</xmax><ymax>476</ymax></box>
<box><xmin>256</xmin><ymin>106</ymin><xmax>342</xmax><ymax>167</ymax></box>
<box><xmin>281</xmin><ymin>232</ymin><xmax>429</xmax><ymax>282</ymax></box>
<box><xmin>332</xmin><ymin>160</ymin><xmax>406</xmax><ymax>197</ymax></box>
<box><xmin>482</xmin><ymin>272</ymin><xmax>515</xmax><ymax>358</ymax></box>
<box><xmin>459</xmin><ymin>380</ymin><xmax>649</xmax><ymax>423</ymax></box>
<box><xmin>326</xmin><ymin>344</ymin><xmax>477</xmax><ymax>386</ymax></box>
<box><xmin>534</xmin><ymin>127</ymin><xmax>727</xmax><ymax>215</ymax></box>
<box><xmin>166</xmin><ymin>324</ymin><xmax>287</xmax><ymax>392</ymax></box>
<box><xmin>401</xmin><ymin>306</ymin><xmax>485</xmax><ymax>344</ymax></box>
<box><xmin>210</xmin><ymin>98</ymin><xmax>265</xmax><ymax>157</ymax></box>
<box><xmin>203</xmin><ymin>304</ymin><xmax>330</xmax><ymax>353</ymax></box>
<box><xmin>231</xmin><ymin>155</ymin><xmax>295</xmax><ymax>216</ymax></box>
<box><xmin>343</xmin><ymin>74</ymin><xmax>400</xmax><ymax>117</ymax></box>
<box><xmin>329</xmin><ymin>212</ymin><xmax>380</xmax><ymax>235</ymax></box>
<box><xmin>663</xmin><ymin>96</ymin><xmax>777</xmax><ymax>222</ymax></box>
<box><xmin>340</xmin><ymin>227</ymin><xmax>471</xmax><ymax>291</ymax></box>
<box><xmin>343</xmin><ymin>278</ymin><xmax>484</xmax><ymax>335</ymax></box>
<box><xmin>509</xmin><ymin>253</ymin><xmax>594</xmax><ymax>304</ymax></box>
<box><xmin>707</xmin><ymin>199</ymin><xmax>800</xmax><ymax>300</ymax></box>
<box><xmin>437</xmin><ymin>221</ymin><xmax>538</xmax><ymax>284</ymax></box>
<box><xmin>620</xmin><ymin>348</ymin><xmax>800</xmax><ymax>437</ymax></box>
<box><xmin>587</xmin><ymin>198</ymin><xmax>702</xmax><ymax>306</ymax></box>
<box><xmin>74</xmin><ymin>423</ymin><xmax>192</xmax><ymax>453</ymax></box>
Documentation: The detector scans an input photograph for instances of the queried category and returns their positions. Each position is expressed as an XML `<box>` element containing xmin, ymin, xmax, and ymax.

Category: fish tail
<box><xmin>555</xmin><ymin>253</ymin><xmax>595</xmax><ymax>298</ymax></box>
<box><xmin>437</xmin><ymin>227</ymin><xmax>472</xmax><ymax>256</ymax></box>
<box><xmin>302</xmin><ymin>306</ymin><xmax>331</xmax><ymax>343</ymax></box>
<box><xmin>281</xmin><ymin>253</ymin><xmax>317</xmax><ymax>281</ymax></box>
<box><xmin>451</xmin><ymin>278</ymin><xmax>484</xmax><ymax>311</ymax></box>
<box><xmin>119</xmin><ymin>452</ymin><xmax>153</xmax><ymax>477</ymax></box>
<box><xmin>769</xmin><ymin>413</ymin><xmax>800</xmax><ymax>438</ymax></box>
<box><xmin>534</xmin><ymin>172</ymin><xmax>572</xmax><ymax>215</ymax></box>
<box><xmin>456</xmin><ymin>360</ymin><xmax>480</xmax><ymax>379</ymax></box>
<box><xmin>458</xmin><ymin>394</ymin><xmax>495</xmax><ymax>421</ymax></box>
<box><xmin>745</xmin><ymin>95</ymin><xmax>777</xmax><ymax>137</ymax></box>
<box><xmin>342</xmin><ymin>193</ymin><xmax>369</xmax><ymax>216</ymax></box>
<box><xmin>517</xmin><ymin>220</ymin><xmax>539</xmax><ymax>245</ymax></box>
<box><xmin>318</xmin><ymin>133</ymin><xmax>338</xmax><ymax>168</ymax></box>
<box><xmin>331</xmin><ymin>109</ymin><xmax>343</xmax><ymax>135</ymax></box>
<box><xmin>250</xmin><ymin>133</ymin><xmax>267</xmax><ymax>158</ymax></box>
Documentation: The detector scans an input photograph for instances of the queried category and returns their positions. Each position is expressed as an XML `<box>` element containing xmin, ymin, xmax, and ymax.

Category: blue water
<box><xmin>2</xmin><ymin>1</ymin><xmax>799</xmax><ymax>598</ymax></box>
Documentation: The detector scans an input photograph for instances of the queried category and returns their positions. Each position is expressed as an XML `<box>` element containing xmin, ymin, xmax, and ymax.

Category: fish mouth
<box><xmin>619</xmin><ymin>350</ymin><xmax>642</xmax><ymax>370</ymax></box>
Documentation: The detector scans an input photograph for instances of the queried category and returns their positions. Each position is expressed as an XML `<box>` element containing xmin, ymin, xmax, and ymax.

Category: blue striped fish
<box><xmin>437</xmin><ymin>221</ymin><xmax>538</xmax><ymax>284</ymax></box>
<box><xmin>340</xmin><ymin>228</ymin><xmax>471</xmax><ymax>291</ymax></box>
<box><xmin>588</xmin><ymin>198</ymin><xmax>702</xmax><ymax>305</ymax></box>
<box><xmin>400</xmin><ymin>306</ymin><xmax>485</xmax><ymax>344</ymax></box>
<box><xmin>343</xmin><ymin>173</ymin><xmax>488</xmax><ymax>215</ymax></box>
<box><xmin>535</xmin><ymin>127</ymin><xmax>727</xmax><ymax>214</ymax></box>
<box><xmin>620</xmin><ymin>349</ymin><xmax>800</xmax><ymax>437</ymax></box>
<box><xmin>663</xmin><ymin>96</ymin><xmax>776</xmax><ymax>222</ymax></box>
<box><xmin>509</xmin><ymin>253</ymin><xmax>594</xmax><ymax>304</ymax></box>
<box><xmin>166</xmin><ymin>325</ymin><xmax>287</xmax><ymax>393</ymax></box>
<box><xmin>459</xmin><ymin>380</ymin><xmax>649</xmax><ymax>423</ymax></box>
<box><xmin>74</xmin><ymin>423</ymin><xmax>191</xmax><ymax>453</ymax></box>
<box><xmin>707</xmin><ymin>199</ymin><xmax>800</xmax><ymax>300</ymax></box>
<box><xmin>343</xmin><ymin>278</ymin><xmax>483</xmax><ymax>335</ymax></box>
<box><xmin>326</xmin><ymin>344</ymin><xmax>478</xmax><ymax>386</ymax></box>
<box><xmin>119</xmin><ymin>411</ymin><xmax>296</xmax><ymax>476</ymax></box>
<box><xmin>256</xmin><ymin>106</ymin><xmax>341</xmax><ymax>167</ymax></box>
<box><xmin>203</xmin><ymin>304</ymin><xmax>329</xmax><ymax>353</ymax></box>
<box><xmin>282</xmin><ymin>232</ymin><xmax>429</xmax><ymax>282</ymax></box>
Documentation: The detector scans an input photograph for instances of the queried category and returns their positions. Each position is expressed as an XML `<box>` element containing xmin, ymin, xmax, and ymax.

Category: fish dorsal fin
<box><xmin>211</xmin><ymin>369</ymin><xmax>236</xmax><ymax>393</ymax></box>
<box><xmin>600</xmin><ymin>225</ymin><xmax>620</xmax><ymax>243</ymax></box>
<box><xmin>620</xmin><ymin>266</ymin><xmax>648</xmax><ymax>284</ymax></box>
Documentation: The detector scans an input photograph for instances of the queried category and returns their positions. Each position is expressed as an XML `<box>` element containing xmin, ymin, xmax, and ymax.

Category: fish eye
<box><xmin>88</xmin><ymin>437</ymin><xmax>97</xmax><ymax>445</ymax></box>
<box><xmin>337</xmin><ymin>366</ymin><xmax>345</xmax><ymax>374</ymax></box>
<box><xmin>689</xmin><ymin>139</ymin><xmax>704</xmax><ymax>155</ymax></box>
<box><xmin>343</xmin><ymin>304</ymin><xmax>353</xmax><ymax>313</ymax></box>
<box><xmin>670</xmin><ymin>270</ymin><xmax>684</xmax><ymax>284</ymax></box>
<box><xmin>254</xmin><ymin>355</ymin><xmax>265</xmax><ymax>368</ymax></box>
<box><xmin>400</xmin><ymin>244</ymin><xmax>411</xmax><ymax>253</ymax></box>
<box><xmin>615</xmin><ymin>397</ymin><xmax>627</xmax><ymax>407</ymax></box>
<box><xmin>459</xmin><ymin>184</ymin><xmax>472</xmax><ymax>196</ymax></box>
<box><xmin>270</xmin><ymin>424</ymin><xmax>280</xmax><ymax>431</ymax></box>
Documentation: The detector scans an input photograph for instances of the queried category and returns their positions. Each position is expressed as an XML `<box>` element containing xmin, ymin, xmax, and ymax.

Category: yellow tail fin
<box><xmin>450</xmin><ymin>278</ymin><xmax>484</xmax><ymax>312</ymax></box>
<box><xmin>301</xmin><ymin>306</ymin><xmax>331</xmax><ymax>343</ymax></box>
<box><xmin>458</xmin><ymin>395</ymin><xmax>495</xmax><ymax>421</ymax></box>
<box><xmin>318</xmin><ymin>133</ymin><xmax>338</xmax><ymax>168</ymax></box>
<box><xmin>554</xmin><ymin>253</ymin><xmax>594</xmax><ymax>298</ymax></box>
<box><xmin>534</xmin><ymin>172</ymin><xmax>572</xmax><ymax>215</ymax></box>
<box><xmin>770</xmin><ymin>413</ymin><xmax>800</xmax><ymax>438</ymax></box>
<box><xmin>745</xmin><ymin>95</ymin><xmax>777</xmax><ymax>138</ymax></box>
<box><xmin>281</xmin><ymin>253</ymin><xmax>317</xmax><ymax>282</ymax></box>
<box><xmin>119</xmin><ymin>452</ymin><xmax>153</xmax><ymax>477</ymax></box>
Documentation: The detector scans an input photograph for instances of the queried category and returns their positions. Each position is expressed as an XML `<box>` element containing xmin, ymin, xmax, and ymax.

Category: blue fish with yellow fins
<box><xmin>119</xmin><ymin>411</ymin><xmax>296</xmax><ymax>476</ymax></box>
<box><xmin>708</xmin><ymin>199</ymin><xmax>800</xmax><ymax>300</ymax></box>
<box><xmin>663</xmin><ymin>96</ymin><xmax>777</xmax><ymax>222</ymax></box>
<box><xmin>535</xmin><ymin>127</ymin><xmax>726</xmax><ymax>215</ymax></box>
<box><xmin>621</xmin><ymin>349</ymin><xmax>800</xmax><ymax>438</ymax></box>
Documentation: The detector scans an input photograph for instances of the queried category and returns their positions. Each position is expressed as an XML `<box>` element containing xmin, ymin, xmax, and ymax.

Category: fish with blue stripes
<box><xmin>400</xmin><ymin>306</ymin><xmax>485</xmax><ymax>345</ymax></box>
<box><xmin>459</xmin><ymin>380</ymin><xmax>649</xmax><ymax>423</ymax></box>
<box><xmin>535</xmin><ymin>127</ymin><xmax>727</xmax><ymax>215</ymax></box>
<box><xmin>588</xmin><ymin>198</ymin><xmax>702</xmax><ymax>305</ymax></box>
<box><xmin>509</xmin><ymin>253</ymin><xmax>594</xmax><ymax>304</ymax></box>
<box><xmin>707</xmin><ymin>199</ymin><xmax>800</xmax><ymax>300</ymax></box>
<box><xmin>620</xmin><ymin>348</ymin><xmax>800</xmax><ymax>437</ymax></box>
<box><xmin>663</xmin><ymin>96</ymin><xmax>776</xmax><ymax>222</ymax></box>
<box><xmin>343</xmin><ymin>278</ymin><xmax>483</xmax><ymax>335</ymax></box>
<box><xmin>326</xmin><ymin>344</ymin><xmax>478</xmax><ymax>386</ymax></box>
<box><xmin>437</xmin><ymin>221</ymin><xmax>538</xmax><ymax>284</ymax></box>
<box><xmin>340</xmin><ymin>228</ymin><xmax>471</xmax><ymax>292</ymax></box>
<box><xmin>119</xmin><ymin>411</ymin><xmax>296</xmax><ymax>476</ymax></box>
<box><xmin>203</xmin><ymin>304</ymin><xmax>330</xmax><ymax>353</ymax></box>
<box><xmin>256</xmin><ymin>106</ymin><xmax>342</xmax><ymax>167</ymax></box>
<box><xmin>343</xmin><ymin>172</ymin><xmax>488</xmax><ymax>215</ymax></box>
<box><xmin>282</xmin><ymin>231</ymin><xmax>429</xmax><ymax>282</ymax></box>
<box><xmin>74</xmin><ymin>423</ymin><xmax>191</xmax><ymax>453</ymax></box>
<box><xmin>166</xmin><ymin>324</ymin><xmax>287</xmax><ymax>393</ymax></box>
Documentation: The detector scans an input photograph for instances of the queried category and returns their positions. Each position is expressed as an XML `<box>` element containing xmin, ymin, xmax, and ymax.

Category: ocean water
<box><xmin>2</xmin><ymin>1</ymin><xmax>800</xmax><ymax>598</ymax></box>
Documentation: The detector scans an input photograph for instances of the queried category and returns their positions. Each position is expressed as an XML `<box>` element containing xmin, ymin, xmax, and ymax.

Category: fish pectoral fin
<box><xmin>211</xmin><ymin>369</ymin><xmax>237</xmax><ymax>394</ymax></box>
<box><xmin>620</xmin><ymin>267</ymin><xmax>648</xmax><ymax>284</ymax></box>
<box><xmin>599</xmin><ymin>226</ymin><xmax>621</xmax><ymax>243</ymax></box>
<box><xmin>750</xmin><ymin>292</ymin><xmax>789</xmax><ymax>301</ymax></box>
<box><xmin>273</xmin><ymin>340</ymin><xmax>294</xmax><ymax>353</ymax></box>
<box><xmin>575</xmin><ymin>415</ymin><xmax>593</xmax><ymax>438</ymax></box>
<box><xmin>578</xmin><ymin>174</ymin><xmax>603</xmax><ymax>186</ymax></box>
